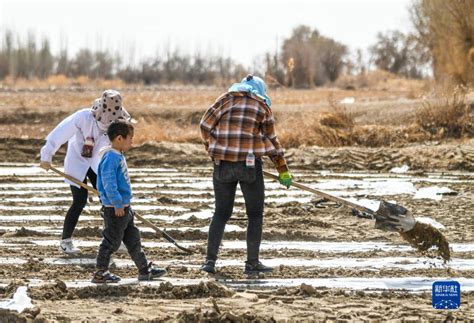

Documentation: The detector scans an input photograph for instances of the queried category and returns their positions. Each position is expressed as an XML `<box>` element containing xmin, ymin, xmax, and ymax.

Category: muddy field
<box><xmin>0</xmin><ymin>163</ymin><xmax>473</xmax><ymax>321</ymax></box>
<box><xmin>0</xmin><ymin>86</ymin><xmax>473</xmax><ymax>321</ymax></box>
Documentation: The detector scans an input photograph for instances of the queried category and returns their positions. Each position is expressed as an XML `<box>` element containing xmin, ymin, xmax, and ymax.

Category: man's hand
<box><xmin>278</xmin><ymin>171</ymin><xmax>293</xmax><ymax>188</ymax></box>
<box><xmin>115</xmin><ymin>207</ymin><xmax>125</xmax><ymax>217</ymax></box>
<box><xmin>40</xmin><ymin>161</ymin><xmax>51</xmax><ymax>170</ymax></box>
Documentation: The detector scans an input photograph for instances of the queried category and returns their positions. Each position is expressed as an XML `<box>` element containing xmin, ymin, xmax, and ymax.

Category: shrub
<box><xmin>416</xmin><ymin>86</ymin><xmax>472</xmax><ymax>138</ymax></box>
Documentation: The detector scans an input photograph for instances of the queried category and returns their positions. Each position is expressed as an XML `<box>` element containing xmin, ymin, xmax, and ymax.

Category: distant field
<box><xmin>0</xmin><ymin>81</ymin><xmax>432</xmax><ymax>145</ymax></box>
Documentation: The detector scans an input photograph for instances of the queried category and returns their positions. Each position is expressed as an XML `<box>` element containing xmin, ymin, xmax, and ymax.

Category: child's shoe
<box><xmin>138</xmin><ymin>262</ymin><xmax>167</xmax><ymax>281</ymax></box>
<box><xmin>91</xmin><ymin>270</ymin><xmax>121</xmax><ymax>283</ymax></box>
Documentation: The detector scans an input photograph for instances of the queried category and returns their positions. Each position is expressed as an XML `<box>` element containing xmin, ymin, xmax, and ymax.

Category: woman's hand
<box><xmin>278</xmin><ymin>171</ymin><xmax>293</xmax><ymax>188</ymax></box>
<box><xmin>40</xmin><ymin>161</ymin><xmax>51</xmax><ymax>170</ymax></box>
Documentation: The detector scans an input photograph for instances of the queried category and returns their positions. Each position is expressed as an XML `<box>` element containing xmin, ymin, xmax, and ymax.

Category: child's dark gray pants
<box><xmin>96</xmin><ymin>206</ymin><xmax>148</xmax><ymax>271</ymax></box>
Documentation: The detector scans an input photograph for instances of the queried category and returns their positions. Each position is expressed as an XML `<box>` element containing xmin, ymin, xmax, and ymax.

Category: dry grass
<box><xmin>1</xmin><ymin>78</ymin><xmax>472</xmax><ymax>148</ymax></box>
<box><xmin>277</xmin><ymin>100</ymin><xmax>356</xmax><ymax>147</ymax></box>
<box><xmin>416</xmin><ymin>86</ymin><xmax>473</xmax><ymax>138</ymax></box>
<box><xmin>320</xmin><ymin>97</ymin><xmax>355</xmax><ymax>129</ymax></box>
<box><xmin>133</xmin><ymin>119</ymin><xmax>201</xmax><ymax>144</ymax></box>
<box><xmin>0</xmin><ymin>75</ymin><xmax>127</xmax><ymax>89</ymax></box>
<box><xmin>276</xmin><ymin>98</ymin><xmax>430</xmax><ymax>148</ymax></box>
<box><xmin>334</xmin><ymin>70</ymin><xmax>429</xmax><ymax>93</ymax></box>
<box><xmin>351</xmin><ymin>124</ymin><xmax>430</xmax><ymax>147</ymax></box>
<box><xmin>278</xmin><ymin>114</ymin><xmax>351</xmax><ymax>147</ymax></box>
<box><xmin>0</xmin><ymin>75</ymin><xmax>426</xmax><ymax>109</ymax></box>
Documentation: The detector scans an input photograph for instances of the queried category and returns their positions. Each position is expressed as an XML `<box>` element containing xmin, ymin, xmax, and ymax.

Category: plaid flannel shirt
<box><xmin>200</xmin><ymin>91</ymin><xmax>288</xmax><ymax>173</ymax></box>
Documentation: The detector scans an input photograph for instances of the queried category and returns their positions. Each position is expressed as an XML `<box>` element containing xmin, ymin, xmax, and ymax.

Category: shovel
<box><xmin>49</xmin><ymin>166</ymin><xmax>194</xmax><ymax>254</ymax></box>
<box><xmin>263</xmin><ymin>170</ymin><xmax>416</xmax><ymax>232</ymax></box>
<box><xmin>263</xmin><ymin>170</ymin><xmax>451</xmax><ymax>261</ymax></box>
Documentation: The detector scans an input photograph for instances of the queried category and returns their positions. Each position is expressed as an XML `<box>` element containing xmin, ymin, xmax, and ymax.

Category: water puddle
<box><xmin>415</xmin><ymin>217</ymin><xmax>446</xmax><ymax>230</ymax></box>
<box><xmin>176</xmin><ymin>209</ymin><xmax>214</xmax><ymax>220</ymax></box>
<box><xmin>210</xmin><ymin>257</ymin><xmax>474</xmax><ymax>270</ymax></box>
<box><xmin>0</xmin><ymin>189</ymin><xmax>66</xmax><ymax>196</ymax></box>
<box><xmin>223</xmin><ymin>241</ymin><xmax>412</xmax><ymax>252</ymax></box>
<box><xmin>135</xmin><ymin>177</ymin><xmax>208</xmax><ymax>182</ymax></box>
<box><xmin>0</xmin><ymin>258</ymin><xmax>27</xmax><ymax>265</ymax></box>
<box><xmin>414</xmin><ymin>186</ymin><xmax>457</xmax><ymax>201</ymax></box>
<box><xmin>132</xmin><ymin>205</ymin><xmax>189</xmax><ymax>212</ymax></box>
<box><xmin>129</xmin><ymin>167</ymin><xmax>178</xmax><ymax>173</ymax></box>
<box><xmin>0</xmin><ymin>212</ymin><xmax>204</xmax><ymax>223</ymax></box>
<box><xmin>29</xmin><ymin>239</ymin><xmax>197</xmax><ymax>248</ymax></box>
<box><xmin>0</xmin><ymin>183</ymin><xmax>69</xmax><ymax>189</ymax></box>
<box><xmin>152</xmin><ymin>196</ymin><xmax>313</xmax><ymax>204</ymax></box>
<box><xmin>1</xmin><ymin>240</ymin><xmax>471</xmax><ymax>253</ymax></box>
<box><xmin>0</xmin><ymin>204</ymin><xmax>188</xmax><ymax>212</ymax></box>
<box><xmin>0</xmin><ymin>226</ymin><xmax>61</xmax><ymax>233</ymax></box>
<box><xmin>223</xmin><ymin>277</ymin><xmax>474</xmax><ymax>292</ymax></box>
<box><xmin>0</xmin><ymin>163</ymin><xmax>179</xmax><ymax>176</ymax></box>
<box><xmin>0</xmin><ymin>166</ymin><xmax>45</xmax><ymax>176</ymax></box>
<box><xmin>152</xmin><ymin>190</ymin><xmax>210</xmax><ymax>196</ymax></box>
<box><xmin>0</xmin><ymin>215</ymin><xmax>97</xmax><ymax>222</ymax></box>
<box><xmin>314</xmin><ymin>179</ymin><xmax>417</xmax><ymax>196</ymax></box>
<box><xmin>140</xmin><ymin>211</ymin><xmax>214</xmax><ymax>222</ymax></box>
<box><xmin>170</xmin><ymin>225</ymin><xmax>244</xmax><ymax>232</ymax></box>
<box><xmin>3</xmin><ymin>196</ymin><xmax>72</xmax><ymax>203</ymax></box>
<box><xmin>167</xmin><ymin>182</ymin><xmax>214</xmax><ymax>189</ymax></box>
<box><xmin>0</xmin><ymin>174</ymin><xmax>462</xmax><ymax>203</ymax></box>
<box><xmin>0</xmin><ymin>223</ymin><xmax>240</xmax><ymax>235</ymax></box>
<box><xmin>0</xmin><ymin>256</ymin><xmax>472</xmax><ymax>270</ymax></box>
<box><xmin>345</xmin><ymin>198</ymin><xmax>381</xmax><ymax>212</ymax></box>
<box><xmin>1</xmin><ymin>276</ymin><xmax>472</xmax><ymax>292</ymax></box>
<box><xmin>47</xmin><ymin>257</ymin><xmax>134</xmax><ymax>267</ymax></box>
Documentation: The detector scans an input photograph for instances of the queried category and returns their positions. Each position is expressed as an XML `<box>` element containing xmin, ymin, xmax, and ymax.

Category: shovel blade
<box><xmin>374</xmin><ymin>200</ymin><xmax>416</xmax><ymax>232</ymax></box>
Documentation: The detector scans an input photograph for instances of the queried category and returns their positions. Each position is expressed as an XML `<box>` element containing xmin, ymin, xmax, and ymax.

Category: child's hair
<box><xmin>106</xmin><ymin>120</ymin><xmax>134</xmax><ymax>141</ymax></box>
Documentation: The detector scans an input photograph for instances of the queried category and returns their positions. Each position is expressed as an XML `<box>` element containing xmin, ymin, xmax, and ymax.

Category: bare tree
<box><xmin>0</xmin><ymin>30</ymin><xmax>260</xmax><ymax>85</ymax></box>
<box><xmin>92</xmin><ymin>51</ymin><xmax>115</xmax><ymax>79</ymax></box>
<box><xmin>411</xmin><ymin>0</ymin><xmax>474</xmax><ymax>84</ymax></box>
<box><xmin>282</xmin><ymin>25</ymin><xmax>347</xmax><ymax>88</ymax></box>
<box><xmin>37</xmin><ymin>38</ymin><xmax>54</xmax><ymax>79</ymax></box>
<box><xmin>56</xmin><ymin>49</ymin><xmax>70</xmax><ymax>76</ymax></box>
<box><xmin>0</xmin><ymin>30</ymin><xmax>13</xmax><ymax>79</ymax></box>
<box><xmin>369</xmin><ymin>30</ymin><xmax>427</xmax><ymax>78</ymax></box>
<box><xmin>71</xmin><ymin>49</ymin><xmax>94</xmax><ymax>77</ymax></box>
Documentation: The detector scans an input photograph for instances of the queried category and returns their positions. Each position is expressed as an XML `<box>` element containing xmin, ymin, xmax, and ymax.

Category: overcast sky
<box><xmin>0</xmin><ymin>0</ymin><xmax>413</xmax><ymax>66</ymax></box>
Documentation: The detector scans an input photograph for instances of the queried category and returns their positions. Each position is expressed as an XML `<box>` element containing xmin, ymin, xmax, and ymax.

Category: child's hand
<box><xmin>115</xmin><ymin>207</ymin><xmax>125</xmax><ymax>217</ymax></box>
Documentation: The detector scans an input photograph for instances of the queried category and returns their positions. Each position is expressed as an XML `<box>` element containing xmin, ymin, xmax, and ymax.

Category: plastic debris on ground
<box><xmin>0</xmin><ymin>286</ymin><xmax>33</xmax><ymax>313</ymax></box>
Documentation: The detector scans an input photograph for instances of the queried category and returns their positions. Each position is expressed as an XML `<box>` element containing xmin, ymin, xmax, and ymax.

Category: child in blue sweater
<box><xmin>92</xmin><ymin>120</ymin><xmax>166</xmax><ymax>283</ymax></box>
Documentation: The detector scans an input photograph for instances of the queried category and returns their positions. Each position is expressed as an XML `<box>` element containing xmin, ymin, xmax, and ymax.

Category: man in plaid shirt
<box><xmin>199</xmin><ymin>74</ymin><xmax>293</xmax><ymax>275</ymax></box>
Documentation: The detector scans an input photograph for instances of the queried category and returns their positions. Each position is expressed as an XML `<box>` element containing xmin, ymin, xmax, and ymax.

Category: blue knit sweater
<box><xmin>97</xmin><ymin>148</ymin><xmax>132</xmax><ymax>209</ymax></box>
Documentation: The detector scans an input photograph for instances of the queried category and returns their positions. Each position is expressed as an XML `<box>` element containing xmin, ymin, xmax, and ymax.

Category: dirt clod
<box><xmin>400</xmin><ymin>222</ymin><xmax>451</xmax><ymax>261</ymax></box>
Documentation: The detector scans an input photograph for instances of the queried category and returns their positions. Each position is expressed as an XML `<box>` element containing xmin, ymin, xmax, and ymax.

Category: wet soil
<box><xmin>0</xmin><ymin>162</ymin><xmax>472</xmax><ymax>320</ymax></box>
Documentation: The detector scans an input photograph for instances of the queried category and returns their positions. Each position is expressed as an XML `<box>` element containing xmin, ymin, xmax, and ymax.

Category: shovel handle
<box><xmin>48</xmin><ymin>166</ymin><xmax>194</xmax><ymax>254</ymax></box>
<box><xmin>263</xmin><ymin>170</ymin><xmax>375</xmax><ymax>215</ymax></box>
<box><xmin>50</xmin><ymin>167</ymin><xmax>99</xmax><ymax>195</ymax></box>
<box><xmin>133</xmin><ymin>212</ymin><xmax>194</xmax><ymax>254</ymax></box>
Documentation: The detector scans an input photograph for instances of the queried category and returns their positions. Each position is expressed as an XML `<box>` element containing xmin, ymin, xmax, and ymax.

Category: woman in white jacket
<box><xmin>40</xmin><ymin>90</ymin><xmax>131</xmax><ymax>254</ymax></box>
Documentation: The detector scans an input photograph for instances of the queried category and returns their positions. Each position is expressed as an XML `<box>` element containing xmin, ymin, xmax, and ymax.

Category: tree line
<box><xmin>0</xmin><ymin>30</ymin><xmax>247</xmax><ymax>85</ymax></box>
<box><xmin>1</xmin><ymin>0</ymin><xmax>472</xmax><ymax>87</ymax></box>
